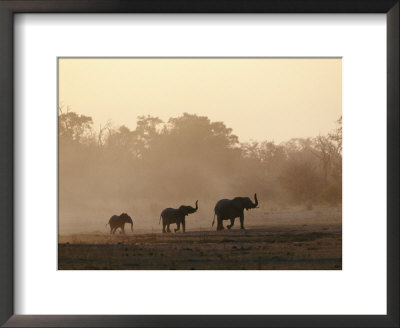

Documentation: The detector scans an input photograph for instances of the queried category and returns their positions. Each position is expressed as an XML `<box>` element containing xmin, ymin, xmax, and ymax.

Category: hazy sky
<box><xmin>58</xmin><ymin>58</ymin><xmax>341</xmax><ymax>143</ymax></box>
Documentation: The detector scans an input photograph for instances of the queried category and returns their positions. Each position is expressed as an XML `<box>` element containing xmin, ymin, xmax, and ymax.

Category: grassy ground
<box><xmin>58</xmin><ymin>223</ymin><xmax>341</xmax><ymax>270</ymax></box>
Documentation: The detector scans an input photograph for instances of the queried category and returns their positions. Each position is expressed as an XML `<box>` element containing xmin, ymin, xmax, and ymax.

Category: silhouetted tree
<box><xmin>58</xmin><ymin>108</ymin><xmax>342</xmax><ymax>210</ymax></box>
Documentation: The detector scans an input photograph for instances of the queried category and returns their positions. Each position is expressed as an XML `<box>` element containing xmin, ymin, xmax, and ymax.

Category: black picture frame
<box><xmin>0</xmin><ymin>0</ymin><xmax>398</xmax><ymax>327</ymax></box>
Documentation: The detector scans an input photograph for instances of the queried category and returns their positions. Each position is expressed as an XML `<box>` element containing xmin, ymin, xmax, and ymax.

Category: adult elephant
<box><xmin>159</xmin><ymin>200</ymin><xmax>198</xmax><ymax>233</ymax></box>
<box><xmin>106</xmin><ymin>213</ymin><xmax>133</xmax><ymax>234</ymax></box>
<box><xmin>212</xmin><ymin>193</ymin><xmax>258</xmax><ymax>231</ymax></box>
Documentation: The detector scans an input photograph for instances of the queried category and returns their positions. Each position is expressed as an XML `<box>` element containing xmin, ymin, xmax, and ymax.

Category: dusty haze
<box><xmin>58</xmin><ymin>58</ymin><xmax>342</xmax><ymax>235</ymax></box>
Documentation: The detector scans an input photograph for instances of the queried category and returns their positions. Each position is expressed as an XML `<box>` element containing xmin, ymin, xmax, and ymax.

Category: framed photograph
<box><xmin>57</xmin><ymin>56</ymin><xmax>343</xmax><ymax>271</ymax></box>
<box><xmin>0</xmin><ymin>0</ymin><xmax>398</xmax><ymax>327</ymax></box>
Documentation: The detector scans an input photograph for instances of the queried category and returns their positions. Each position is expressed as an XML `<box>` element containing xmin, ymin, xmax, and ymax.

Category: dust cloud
<box><xmin>59</xmin><ymin>111</ymin><xmax>342</xmax><ymax>235</ymax></box>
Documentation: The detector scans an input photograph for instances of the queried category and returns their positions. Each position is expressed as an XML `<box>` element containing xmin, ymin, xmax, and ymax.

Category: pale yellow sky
<box><xmin>58</xmin><ymin>58</ymin><xmax>341</xmax><ymax>143</ymax></box>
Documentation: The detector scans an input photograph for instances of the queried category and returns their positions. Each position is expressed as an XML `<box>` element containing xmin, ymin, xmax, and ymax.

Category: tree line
<box><xmin>59</xmin><ymin>107</ymin><xmax>342</xmax><ymax>215</ymax></box>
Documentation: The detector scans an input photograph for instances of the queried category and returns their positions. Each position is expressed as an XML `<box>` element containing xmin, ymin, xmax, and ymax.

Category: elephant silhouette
<box><xmin>106</xmin><ymin>213</ymin><xmax>133</xmax><ymax>234</ymax></box>
<box><xmin>159</xmin><ymin>201</ymin><xmax>198</xmax><ymax>233</ymax></box>
<box><xmin>212</xmin><ymin>193</ymin><xmax>258</xmax><ymax>230</ymax></box>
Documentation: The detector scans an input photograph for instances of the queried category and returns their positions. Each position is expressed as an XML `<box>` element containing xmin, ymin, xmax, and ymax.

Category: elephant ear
<box><xmin>232</xmin><ymin>198</ymin><xmax>247</xmax><ymax>211</ymax></box>
<box><xmin>179</xmin><ymin>205</ymin><xmax>190</xmax><ymax>216</ymax></box>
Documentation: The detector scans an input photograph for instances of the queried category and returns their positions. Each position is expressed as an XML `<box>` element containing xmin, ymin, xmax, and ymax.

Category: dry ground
<box><xmin>58</xmin><ymin>223</ymin><xmax>341</xmax><ymax>270</ymax></box>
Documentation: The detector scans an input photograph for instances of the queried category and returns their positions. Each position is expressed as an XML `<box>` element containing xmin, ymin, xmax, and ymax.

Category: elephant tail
<box><xmin>212</xmin><ymin>214</ymin><xmax>216</xmax><ymax>227</ymax></box>
<box><xmin>105</xmin><ymin>222</ymin><xmax>109</xmax><ymax>227</ymax></box>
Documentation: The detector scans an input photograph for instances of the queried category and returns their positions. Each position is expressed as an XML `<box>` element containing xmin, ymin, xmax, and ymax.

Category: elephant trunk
<box><xmin>194</xmin><ymin>200</ymin><xmax>198</xmax><ymax>211</ymax></box>
<box><xmin>253</xmin><ymin>193</ymin><xmax>258</xmax><ymax>208</ymax></box>
<box><xmin>130</xmin><ymin>222</ymin><xmax>133</xmax><ymax>232</ymax></box>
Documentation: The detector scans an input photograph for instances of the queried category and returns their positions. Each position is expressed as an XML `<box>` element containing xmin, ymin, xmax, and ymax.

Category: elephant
<box><xmin>159</xmin><ymin>200</ymin><xmax>198</xmax><ymax>233</ymax></box>
<box><xmin>106</xmin><ymin>213</ymin><xmax>133</xmax><ymax>234</ymax></box>
<box><xmin>212</xmin><ymin>193</ymin><xmax>258</xmax><ymax>231</ymax></box>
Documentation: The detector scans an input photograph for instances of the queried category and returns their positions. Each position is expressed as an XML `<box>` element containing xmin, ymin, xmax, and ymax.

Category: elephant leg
<box><xmin>182</xmin><ymin>219</ymin><xmax>186</xmax><ymax>233</ymax></box>
<box><xmin>175</xmin><ymin>222</ymin><xmax>181</xmax><ymax>232</ymax></box>
<box><xmin>162</xmin><ymin>222</ymin><xmax>166</xmax><ymax>233</ymax></box>
<box><xmin>240</xmin><ymin>215</ymin><xmax>245</xmax><ymax>230</ymax></box>
<box><xmin>121</xmin><ymin>225</ymin><xmax>125</xmax><ymax>234</ymax></box>
<box><xmin>217</xmin><ymin>217</ymin><xmax>224</xmax><ymax>231</ymax></box>
<box><xmin>167</xmin><ymin>224</ymin><xmax>171</xmax><ymax>233</ymax></box>
<box><xmin>111</xmin><ymin>227</ymin><xmax>117</xmax><ymax>234</ymax></box>
<box><xmin>227</xmin><ymin>219</ymin><xmax>235</xmax><ymax>229</ymax></box>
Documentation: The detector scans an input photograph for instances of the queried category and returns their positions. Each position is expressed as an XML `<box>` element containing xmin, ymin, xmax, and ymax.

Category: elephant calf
<box><xmin>106</xmin><ymin>213</ymin><xmax>133</xmax><ymax>234</ymax></box>
<box><xmin>159</xmin><ymin>200</ymin><xmax>198</xmax><ymax>233</ymax></box>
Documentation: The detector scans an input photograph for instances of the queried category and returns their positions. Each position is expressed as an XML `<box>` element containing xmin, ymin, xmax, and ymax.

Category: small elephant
<box><xmin>106</xmin><ymin>213</ymin><xmax>133</xmax><ymax>234</ymax></box>
<box><xmin>159</xmin><ymin>200</ymin><xmax>198</xmax><ymax>233</ymax></box>
<box><xmin>212</xmin><ymin>193</ymin><xmax>258</xmax><ymax>231</ymax></box>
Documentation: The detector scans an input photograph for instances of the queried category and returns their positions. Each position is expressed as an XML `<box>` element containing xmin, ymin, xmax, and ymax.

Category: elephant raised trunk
<box><xmin>253</xmin><ymin>193</ymin><xmax>258</xmax><ymax>208</ymax></box>
<box><xmin>213</xmin><ymin>193</ymin><xmax>259</xmax><ymax>230</ymax></box>
<box><xmin>130</xmin><ymin>222</ymin><xmax>133</xmax><ymax>232</ymax></box>
<box><xmin>160</xmin><ymin>201</ymin><xmax>199</xmax><ymax>233</ymax></box>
